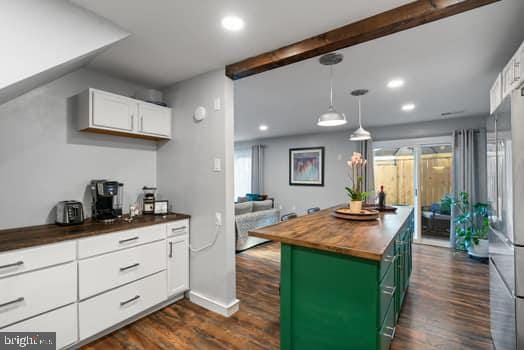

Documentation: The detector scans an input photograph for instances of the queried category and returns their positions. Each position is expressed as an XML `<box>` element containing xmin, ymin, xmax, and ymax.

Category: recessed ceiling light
<box><xmin>387</xmin><ymin>79</ymin><xmax>405</xmax><ymax>89</ymax></box>
<box><xmin>259</xmin><ymin>125</ymin><xmax>268</xmax><ymax>131</ymax></box>
<box><xmin>221</xmin><ymin>16</ymin><xmax>245</xmax><ymax>32</ymax></box>
<box><xmin>402</xmin><ymin>103</ymin><xmax>415</xmax><ymax>111</ymax></box>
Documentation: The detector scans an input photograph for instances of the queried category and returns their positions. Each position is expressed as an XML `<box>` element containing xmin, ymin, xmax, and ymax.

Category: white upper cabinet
<box><xmin>92</xmin><ymin>90</ymin><xmax>136</xmax><ymax>132</ymax></box>
<box><xmin>138</xmin><ymin>102</ymin><xmax>172</xmax><ymax>138</ymax></box>
<box><xmin>502</xmin><ymin>42</ymin><xmax>523</xmax><ymax>98</ymax></box>
<box><xmin>77</xmin><ymin>88</ymin><xmax>172</xmax><ymax>141</ymax></box>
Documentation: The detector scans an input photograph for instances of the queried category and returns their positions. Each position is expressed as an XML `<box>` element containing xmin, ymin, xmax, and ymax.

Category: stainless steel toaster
<box><xmin>56</xmin><ymin>201</ymin><xmax>84</xmax><ymax>225</ymax></box>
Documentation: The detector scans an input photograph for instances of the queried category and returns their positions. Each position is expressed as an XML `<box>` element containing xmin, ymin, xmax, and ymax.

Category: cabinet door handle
<box><xmin>0</xmin><ymin>261</ymin><xmax>23</xmax><ymax>270</ymax></box>
<box><xmin>140</xmin><ymin>116</ymin><xmax>144</xmax><ymax>131</ymax></box>
<box><xmin>383</xmin><ymin>286</ymin><xmax>396</xmax><ymax>296</ymax></box>
<box><xmin>120</xmin><ymin>263</ymin><xmax>140</xmax><ymax>272</ymax></box>
<box><xmin>119</xmin><ymin>236</ymin><xmax>139</xmax><ymax>244</ymax></box>
<box><xmin>120</xmin><ymin>295</ymin><xmax>140</xmax><ymax>306</ymax></box>
<box><xmin>384</xmin><ymin>255</ymin><xmax>396</xmax><ymax>264</ymax></box>
<box><xmin>0</xmin><ymin>297</ymin><xmax>24</xmax><ymax>308</ymax></box>
<box><xmin>130</xmin><ymin>115</ymin><xmax>134</xmax><ymax>130</ymax></box>
<box><xmin>383</xmin><ymin>326</ymin><xmax>396</xmax><ymax>339</ymax></box>
<box><xmin>172</xmin><ymin>226</ymin><xmax>187</xmax><ymax>233</ymax></box>
<box><xmin>169</xmin><ymin>242</ymin><xmax>173</xmax><ymax>258</ymax></box>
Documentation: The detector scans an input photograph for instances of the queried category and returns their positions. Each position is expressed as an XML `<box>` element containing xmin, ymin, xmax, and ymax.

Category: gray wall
<box><xmin>236</xmin><ymin>115</ymin><xmax>487</xmax><ymax>216</ymax></box>
<box><xmin>368</xmin><ymin>115</ymin><xmax>487</xmax><ymax>141</ymax></box>
<box><xmin>157</xmin><ymin>69</ymin><xmax>237</xmax><ymax>310</ymax></box>
<box><xmin>0</xmin><ymin>68</ymin><xmax>157</xmax><ymax>229</ymax></box>
<box><xmin>236</xmin><ymin>131</ymin><xmax>359</xmax><ymax>216</ymax></box>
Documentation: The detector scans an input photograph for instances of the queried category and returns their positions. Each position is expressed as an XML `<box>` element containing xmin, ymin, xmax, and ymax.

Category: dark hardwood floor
<box><xmin>83</xmin><ymin>242</ymin><xmax>491</xmax><ymax>350</ymax></box>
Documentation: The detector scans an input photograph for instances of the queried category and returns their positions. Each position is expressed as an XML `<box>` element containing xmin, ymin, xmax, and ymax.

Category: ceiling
<box><xmin>70</xmin><ymin>0</ymin><xmax>413</xmax><ymax>88</ymax></box>
<box><xmin>234</xmin><ymin>0</ymin><xmax>524</xmax><ymax>141</ymax></box>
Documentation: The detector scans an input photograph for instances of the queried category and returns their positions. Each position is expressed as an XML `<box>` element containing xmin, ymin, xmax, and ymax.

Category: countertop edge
<box><xmin>249</xmin><ymin>231</ymin><xmax>382</xmax><ymax>261</ymax></box>
<box><xmin>0</xmin><ymin>213</ymin><xmax>191</xmax><ymax>253</ymax></box>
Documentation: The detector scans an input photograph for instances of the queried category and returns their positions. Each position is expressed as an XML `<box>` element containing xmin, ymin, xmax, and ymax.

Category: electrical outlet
<box><xmin>215</xmin><ymin>212</ymin><xmax>222</xmax><ymax>226</ymax></box>
<box><xmin>214</xmin><ymin>97</ymin><xmax>221</xmax><ymax>111</ymax></box>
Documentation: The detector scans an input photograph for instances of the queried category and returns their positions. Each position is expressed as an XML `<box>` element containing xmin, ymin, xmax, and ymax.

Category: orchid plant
<box><xmin>345</xmin><ymin>152</ymin><xmax>370</xmax><ymax>202</ymax></box>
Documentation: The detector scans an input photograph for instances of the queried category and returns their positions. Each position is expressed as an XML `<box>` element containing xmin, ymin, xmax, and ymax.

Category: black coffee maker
<box><xmin>90</xmin><ymin>180</ymin><xmax>124</xmax><ymax>223</ymax></box>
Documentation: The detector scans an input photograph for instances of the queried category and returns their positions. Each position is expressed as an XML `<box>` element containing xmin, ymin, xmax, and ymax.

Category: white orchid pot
<box><xmin>467</xmin><ymin>239</ymin><xmax>489</xmax><ymax>259</ymax></box>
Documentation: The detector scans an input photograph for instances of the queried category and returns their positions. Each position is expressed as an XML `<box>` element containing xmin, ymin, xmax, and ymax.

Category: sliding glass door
<box><xmin>373</xmin><ymin>137</ymin><xmax>453</xmax><ymax>247</ymax></box>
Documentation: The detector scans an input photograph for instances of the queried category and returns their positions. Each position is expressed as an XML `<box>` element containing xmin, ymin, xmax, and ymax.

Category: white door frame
<box><xmin>374</xmin><ymin>136</ymin><xmax>453</xmax><ymax>246</ymax></box>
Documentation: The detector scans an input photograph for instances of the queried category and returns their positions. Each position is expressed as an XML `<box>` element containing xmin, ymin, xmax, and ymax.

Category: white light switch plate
<box><xmin>214</xmin><ymin>98</ymin><xmax>221</xmax><ymax>111</ymax></box>
<box><xmin>213</xmin><ymin>158</ymin><xmax>221</xmax><ymax>172</ymax></box>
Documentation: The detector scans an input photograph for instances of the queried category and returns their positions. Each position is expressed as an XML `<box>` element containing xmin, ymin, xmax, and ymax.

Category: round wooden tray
<box><xmin>363</xmin><ymin>204</ymin><xmax>398</xmax><ymax>212</ymax></box>
<box><xmin>332</xmin><ymin>208</ymin><xmax>380</xmax><ymax>221</ymax></box>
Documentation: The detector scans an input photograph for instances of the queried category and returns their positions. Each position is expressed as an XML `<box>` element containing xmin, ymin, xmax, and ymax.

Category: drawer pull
<box><xmin>172</xmin><ymin>226</ymin><xmax>187</xmax><ymax>233</ymax></box>
<box><xmin>383</xmin><ymin>286</ymin><xmax>396</xmax><ymax>296</ymax></box>
<box><xmin>120</xmin><ymin>263</ymin><xmax>140</xmax><ymax>272</ymax></box>
<box><xmin>0</xmin><ymin>297</ymin><xmax>24</xmax><ymax>308</ymax></box>
<box><xmin>120</xmin><ymin>295</ymin><xmax>140</xmax><ymax>306</ymax></box>
<box><xmin>383</xmin><ymin>326</ymin><xmax>396</xmax><ymax>339</ymax></box>
<box><xmin>0</xmin><ymin>261</ymin><xmax>23</xmax><ymax>270</ymax></box>
<box><xmin>119</xmin><ymin>236</ymin><xmax>139</xmax><ymax>244</ymax></box>
<box><xmin>384</xmin><ymin>255</ymin><xmax>396</xmax><ymax>264</ymax></box>
<box><xmin>169</xmin><ymin>242</ymin><xmax>173</xmax><ymax>258</ymax></box>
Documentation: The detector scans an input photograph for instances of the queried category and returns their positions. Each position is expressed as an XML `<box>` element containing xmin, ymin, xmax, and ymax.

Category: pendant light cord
<box><xmin>358</xmin><ymin>96</ymin><xmax>362</xmax><ymax>126</ymax></box>
<box><xmin>329</xmin><ymin>65</ymin><xmax>334</xmax><ymax>108</ymax></box>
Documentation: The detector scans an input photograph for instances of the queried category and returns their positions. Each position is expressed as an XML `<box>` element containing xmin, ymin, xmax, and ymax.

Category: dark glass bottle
<box><xmin>378</xmin><ymin>185</ymin><xmax>386</xmax><ymax>209</ymax></box>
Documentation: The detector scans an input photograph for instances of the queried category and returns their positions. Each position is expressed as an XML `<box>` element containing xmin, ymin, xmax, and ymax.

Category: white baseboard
<box><xmin>188</xmin><ymin>291</ymin><xmax>240</xmax><ymax>317</ymax></box>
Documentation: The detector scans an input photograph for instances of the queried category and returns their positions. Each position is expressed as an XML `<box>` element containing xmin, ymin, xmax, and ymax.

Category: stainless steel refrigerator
<box><xmin>489</xmin><ymin>86</ymin><xmax>524</xmax><ymax>349</ymax></box>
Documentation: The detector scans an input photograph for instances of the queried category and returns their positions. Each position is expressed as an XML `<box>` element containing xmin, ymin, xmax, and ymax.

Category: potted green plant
<box><xmin>345</xmin><ymin>152</ymin><xmax>370</xmax><ymax>212</ymax></box>
<box><xmin>443</xmin><ymin>192</ymin><xmax>489</xmax><ymax>258</ymax></box>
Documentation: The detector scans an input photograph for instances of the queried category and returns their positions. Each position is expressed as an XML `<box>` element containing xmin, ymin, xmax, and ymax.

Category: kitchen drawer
<box><xmin>79</xmin><ymin>240</ymin><xmax>166</xmax><ymax>300</ymax></box>
<box><xmin>0</xmin><ymin>241</ymin><xmax>76</xmax><ymax>279</ymax></box>
<box><xmin>378</xmin><ymin>261</ymin><xmax>396</xmax><ymax>328</ymax></box>
<box><xmin>167</xmin><ymin>219</ymin><xmax>189</xmax><ymax>237</ymax></box>
<box><xmin>1</xmin><ymin>304</ymin><xmax>77</xmax><ymax>349</ymax></box>
<box><xmin>378</xmin><ymin>299</ymin><xmax>396</xmax><ymax>350</ymax></box>
<box><xmin>0</xmin><ymin>262</ymin><xmax>77</xmax><ymax>328</ymax></box>
<box><xmin>79</xmin><ymin>271</ymin><xmax>167</xmax><ymax>340</ymax></box>
<box><xmin>78</xmin><ymin>224</ymin><xmax>166</xmax><ymax>259</ymax></box>
<box><xmin>379</xmin><ymin>242</ymin><xmax>396</xmax><ymax>281</ymax></box>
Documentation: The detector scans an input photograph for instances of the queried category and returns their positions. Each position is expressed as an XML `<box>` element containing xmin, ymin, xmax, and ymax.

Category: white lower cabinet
<box><xmin>0</xmin><ymin>262</ymin><xmax>77</xmax><ymax>328</ymax></box>
<box><xmin>2</xmin><ymin>304</ymin><xmax>77</xmax><ymax>349</ymax></box>
<box><xmin>2</xmin><ymin>219</ymin><xmax>189</xmax><ymax>347</ymax></box>
<box><xmin>167</xmin><ymin>234</ymin><xmax>189</xmax><ymax>296</ymax></box>
<box><xmin>79</xmin><ymin>271</ymin><xmax>167</xmax><ymax>340</ymax></box>
<box><xmin>78</xmin><ymin>240</ymin><xmax>167</xmax><ymax>300</ymax></box>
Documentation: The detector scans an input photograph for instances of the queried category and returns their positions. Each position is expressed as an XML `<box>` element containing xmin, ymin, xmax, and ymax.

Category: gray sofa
<box><xmin>235</xmin><ymin>200</ymin><xmax>280</xmax><ymax>251</ymax></box>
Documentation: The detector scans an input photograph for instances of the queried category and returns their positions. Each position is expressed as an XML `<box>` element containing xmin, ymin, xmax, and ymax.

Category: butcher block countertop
<box><xmin>249</xmin><ymin>206</ymin><xmax>413</xmax><ymax>261</ymax></box>
<box><xmin>0</xmin><ymin>213</ymin><xmax>190</xmax><ymax>253</ymax></box>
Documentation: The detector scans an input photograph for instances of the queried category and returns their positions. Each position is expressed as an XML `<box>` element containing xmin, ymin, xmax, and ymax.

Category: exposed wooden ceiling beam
<box><xmin>225</xmin><ymin>0</ymin><xmax>499</xmax><ymax>80</ymax></box>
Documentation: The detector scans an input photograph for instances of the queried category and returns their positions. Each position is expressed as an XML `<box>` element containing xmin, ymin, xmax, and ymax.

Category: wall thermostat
<box><xmin>194</xmin><ymin>106</ymin><xmax>207</xmax><ymax>122</ymax></box>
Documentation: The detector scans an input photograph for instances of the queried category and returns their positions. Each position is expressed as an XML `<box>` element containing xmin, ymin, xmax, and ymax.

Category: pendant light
<box><xmin>317</xmin><ymin>53</ymin><xmax>347</xmax><ymax>127</ymax></box>
<box><xmin>349</xmin><ymin>89</ymin><xmax>372</xmax><ymax>141</ymax></box>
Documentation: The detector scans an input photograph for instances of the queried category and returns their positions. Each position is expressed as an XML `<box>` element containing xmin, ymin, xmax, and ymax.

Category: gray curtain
<box><xmin>451</xmin><ymin>128</ymin><xmax>487</xmax><ymax>247</ymax></box>
<box><xmin>359</xmin><ymin>140</ymin><xmax>375</xmax><ymax>203</ymax></box>
<box><xmin>251</xmin><ymin>145</ymin><xmax>265</xmax><ymax>194</ymax></box>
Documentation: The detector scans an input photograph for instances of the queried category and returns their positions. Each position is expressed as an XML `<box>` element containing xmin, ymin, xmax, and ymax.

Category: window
<box><xmin>234</xmin><ymin>147</ymin><xmax>252</xmax><ymax>201</ymax></box>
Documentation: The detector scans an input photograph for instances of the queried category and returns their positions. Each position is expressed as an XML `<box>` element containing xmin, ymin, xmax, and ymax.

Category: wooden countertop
<box><xmin>0</xmin><ymin>213</ymin><xmax>190</xmax><ymax>253</ymax></box>
<box><xmin>249</xmin><ymin>206</ymin><xmax>412</xmax><ymax>261</ymax></box>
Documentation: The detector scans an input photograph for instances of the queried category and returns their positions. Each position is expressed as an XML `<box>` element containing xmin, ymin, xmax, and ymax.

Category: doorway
<box><xmin>373</xmin><ymin>136</ymin><xmax>453</xmax><ymax>247</ymax></box>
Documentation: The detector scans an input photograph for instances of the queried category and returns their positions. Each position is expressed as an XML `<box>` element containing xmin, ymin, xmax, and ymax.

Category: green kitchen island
<box><xmin>249</xmin><ymin>206</ymin><xmax>414</xmax><ymax>350</ymax></box>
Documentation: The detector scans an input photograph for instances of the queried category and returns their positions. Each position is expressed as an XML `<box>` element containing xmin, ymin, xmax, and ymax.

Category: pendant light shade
<box><xmin>349</xmin><ymin>89</ymin><xmax>371</xmax><ymax>141</ymax></box>
<box><xmin>317</xmin><ymin>53</ymin><xmax>347</xmax><ymax>127</ymax></box>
